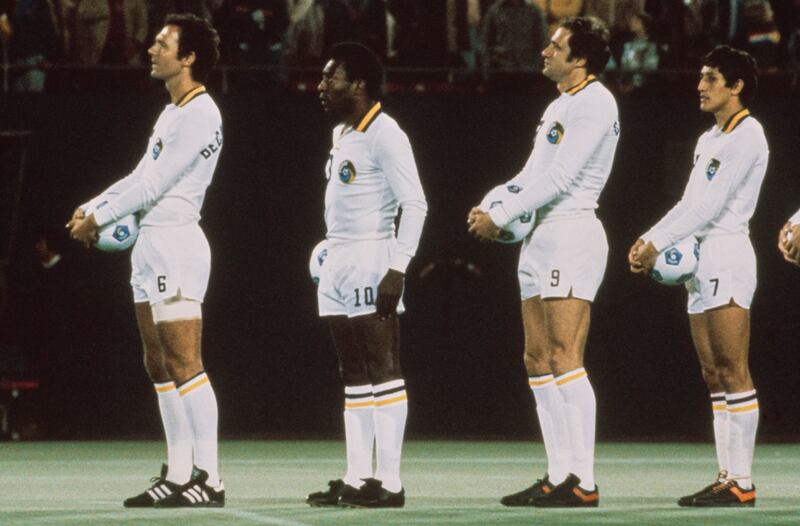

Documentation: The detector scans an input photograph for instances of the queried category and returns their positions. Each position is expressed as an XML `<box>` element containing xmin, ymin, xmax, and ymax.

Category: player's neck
<box><xmin>557</xmin><ymin>69</ymin><xmax>589</xmax><ymax>94</ymax></box>
<box><xmin>713</xmin><ymin>101</ymin><xmax>746</xmax><ymax>130</ymax></box>
<box><xmin>344</xmin><ymin>99</ymin><xmax>376</xmax><ymax>128</ymax></box>
<box><xmin>165</xmin><ymin>74</ymin><xmax>202</xmax><ymax>105</ymax></box>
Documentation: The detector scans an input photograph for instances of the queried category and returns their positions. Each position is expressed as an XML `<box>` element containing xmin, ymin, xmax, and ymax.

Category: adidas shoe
<box><xmin>123</xmin><ymin>464</ymin><xmax>181</xmax><ymax>508</ymax></box>
<box><xmin>683</xmin><ymin>480</ymin><xmax>755</xmax><ymax>507</ymax></box>
<box><xmin>677</xmin><ymin>471</ymin><xmax>728</xmax><ymax>506</ymax></box>
<box><xmin>154</xmin><ymin>467</ymin><xmax>225</xmax><ymax>508</ymax></box>
<box><xmin>532</xmin><ymin>473</ymin><xmax>599</xmax><ymax>508</ymax></box>
<box><xmin>500</xmin><ymin>475</ymin><xmax>555</xmax><ymax>506</ymax></box>
<box><xmin>338</xmin><ymin>478</ymin><xmax>405</xmax><ymax>508</ymax></box>
<box><xmin>306</xmin><ymin>479</ymin><xmax>358</xmax><ymax>507</ymax></box>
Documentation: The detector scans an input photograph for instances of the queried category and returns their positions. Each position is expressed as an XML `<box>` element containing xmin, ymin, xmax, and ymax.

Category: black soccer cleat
<box><xmin>531</xmin><ymin>473</ymin><xmax>599</xmax><ymax>508</ymax></box>
<box><xmin>500</xmin><ymin>475</ymin><xmax>555</xmax><ymax>506</ymax></box>
<box><xmin>338</xmin><ymin>478</ymin><xmax>405</xmax><ymax>508</ymax></box>
<box><xmin>154</xmin><ymin>467</ymin><xmax>225</xmax><ymax>508</ymax></box>
<box><xmin>306</xmin><ymin>479</ymin><xmax>359</xmax><ymax>507</ymax></box>
<box><xmin>123</xmin><ymin>464</ymin><xmax>181</xmax><ymax>508</ymax></box>
<box><xmin>681</xmin><ymin>480</ymin><xmax>756</xmax><ymax>507</ymax></box>
<box><xmin>677</xmin><ymin>471</ymin><xmax>728</xmax><ymax>507</ymax></box>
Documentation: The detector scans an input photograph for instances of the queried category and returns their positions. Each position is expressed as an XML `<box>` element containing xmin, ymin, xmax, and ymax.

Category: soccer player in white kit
<box><xmin>778</xmin><ymin>209</ymin><xmax>800</xmax><ymax>265</ymax></box>
<box><xmin>67</xmin><ymin>14</ymin><xmax>225</xmax><ymax>508</ymax></box>
<box><xmin>305</xmin><ymin>42</ymin><xmax>427</xmax><ymax>509</ymax></box>
<box><xmin>629</xmin><ymin>46</ymin><xmax>767</xmax><ymax>507</ymax></box>
<box><xmin>469</xmin><ymin>17</ymin><xmax>619</xmax><ymax>508</ymax></box>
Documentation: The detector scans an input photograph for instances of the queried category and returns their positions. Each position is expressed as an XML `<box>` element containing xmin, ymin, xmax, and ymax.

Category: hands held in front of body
<box><xmin>376</xmin><ymin>269</ymin><xmax>404</xmax><ymax>321</ymax></box>
<box><xmin>778</xmin><ymin>222</ymin><xmax>800</xmax><ymax>266</ymax></box>
<box><xmin>66</xmin><ymin>209</ymin><xmax>99</xmax><ymax>248</ymax></box>
<box><xmin>628</xmin><ymin>238</ymin><xmax>658</xmax><ymax>274</ymax></box>
<box><xmin>467</xmin><ymin>207</ymin><xmax>500</xmax><ymax>243</ymax></box>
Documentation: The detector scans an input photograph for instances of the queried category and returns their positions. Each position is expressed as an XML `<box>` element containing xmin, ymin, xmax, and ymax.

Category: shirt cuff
<box><xmin>389</xmin><ymin>252</ymin><xmax>412</xmax><ymax>274</ymax></box>
<box><xmin>646</xmin><ymin>231</ymin><xmax>672</xmax><ymax>253</ymax></box>
<box><xmin>488</xmin><ymin>204</ymin><xmax>512</xmax><ymax>228</ymax></box>
<box><xmin>790</xmin><ymin>209</ymin><xmax>800</xmax><ymax>225</ymax></box>
<box><xmin>92</xmin><ymin>207</ymin><xmax>113</xmax><ymax>228</ymax></box>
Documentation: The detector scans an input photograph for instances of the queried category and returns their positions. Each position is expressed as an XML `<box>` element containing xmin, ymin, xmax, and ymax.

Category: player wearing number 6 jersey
<box><xmin>629</xmin><ymin>46</ymin><xmax>768</xmax><ymax>507</ymax></box>
<box><xmin>469</xmin><ymin>16</ymin><xmax>619</xmax><ymax>508</ymax></box>
<box><xmin>67</xmin><ymin>14</ymin><xmax>225</xmax><ymax>508</ymax></box>
<box><xmin>306</xmin><ymin>42</ymin><xmax>427</xmax><ymax>509</ymax></box>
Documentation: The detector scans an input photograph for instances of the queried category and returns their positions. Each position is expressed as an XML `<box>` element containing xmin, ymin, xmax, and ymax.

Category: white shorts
<box><xmin>685</xmin><ymin>234</ymin><xmax>756</xmax><ymax>314</ymax></box>
<box><xmin>131</xmin><ymin>224</ymin><xmax>211</xmax><ymax>305</ymax></box>
<box><xmin>518</xmin><ymin>216</ymin><xmax>608</xmax><ymax>301</ymax></box>
<box><xmin>317</xmin><ymin>238</ymin><xmax>405</xmax><ymax>318</ymax></box>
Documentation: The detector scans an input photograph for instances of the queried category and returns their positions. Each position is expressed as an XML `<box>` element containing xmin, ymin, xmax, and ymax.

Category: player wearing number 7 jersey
<box><xmin>307</xmin><ymin>42</ymin><xmax>427</xmax><ymax>509</ymax></box>
<box><xmin>629</xmin><ymin>46</ymin><xmax>768</xmax><ymax>507</ymax></box>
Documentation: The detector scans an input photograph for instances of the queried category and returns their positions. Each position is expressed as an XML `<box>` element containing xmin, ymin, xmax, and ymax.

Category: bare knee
<box><xmin>715</xmin><ymin>358</ymin><xmax>751</xmax><ymax>392</ymax></box>
<box><xmin>699</xmin><ymin>364</ymin><xmax>723</xmax><ymax>393</ymax></box>
<box><xmin>524</xmin><ymin>350</ymin><xmax>550</xmax><ymax>376</ymax></box>
<box><xmin>366</xmin><ymin>353</ymin><xmax>402</xmax><ymax>385</ymax></box>
<box><xmin>143</xmin><ymin>347</ymin><xmax>170</xmax><ymax>383</ymax></box>
<box><xmin>339</xmin><ymin>361</ymin><xmax>370</xmax><ymax>386</ymax></box>
<box><xmin>550</xmin><ymin>345</ymin><xmax>581</xmax><ymax>375</ymax></box>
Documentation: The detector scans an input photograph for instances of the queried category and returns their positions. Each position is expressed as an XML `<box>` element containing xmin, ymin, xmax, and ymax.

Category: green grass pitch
<box><xmin>1</xmin><ymin>440</ymin><xmax>797</xmax><ymax>525</ymax></box>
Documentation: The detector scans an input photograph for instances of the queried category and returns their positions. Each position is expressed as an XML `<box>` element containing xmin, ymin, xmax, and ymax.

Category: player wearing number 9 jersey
<box><xmin>307</xmin><ymin>42</ymin><xmax>427</xmax><ymax>509</ymax></box>
<box><xmin>469</xmin><ymin>16</ymin><xmax>619</xmax><ymax>508</ymax></box>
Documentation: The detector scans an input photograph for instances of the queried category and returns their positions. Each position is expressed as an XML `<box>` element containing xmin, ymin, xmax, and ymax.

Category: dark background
<box><xmin>1</xmin><ymin>73</ymin><xmax>799</xmax><ymax>441</ymax></box>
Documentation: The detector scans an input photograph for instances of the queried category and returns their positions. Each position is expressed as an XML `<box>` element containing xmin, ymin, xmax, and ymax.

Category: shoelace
<box><xmin>711</xmin><ymin>480</ymin><xmax>733</xmax><ymax>494</ymax></box>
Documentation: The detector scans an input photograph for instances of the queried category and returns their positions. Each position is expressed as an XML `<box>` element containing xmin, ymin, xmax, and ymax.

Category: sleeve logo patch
<box><xmin>338</xmin><ymin>160</ymin><xmax>356</xmax><ymax>184</ymax></box>
<box><xmin>706</xmin><ymin>158</ymin><xmax>721</xmax><ymax>180</ymax></box>
<box><xmin>152</xmin><ymin>138</ymin><xmax>163</xmax><ymax>160</ymax></box>
<box><xmin>546</xmin><ymin>122</ymin><xmax>564</xmax><ymax>144</ymax></box>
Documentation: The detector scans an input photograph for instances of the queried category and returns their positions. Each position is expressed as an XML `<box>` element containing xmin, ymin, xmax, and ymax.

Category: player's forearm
<box><xmin>391</xmin><ymin>200</ymin><xmax>427</xmax><ymax>273</ymax></box>
<box><xmin>646</xmin><ymin>192</ymin><xmax>728</xmax><ymax>251</ymax></box>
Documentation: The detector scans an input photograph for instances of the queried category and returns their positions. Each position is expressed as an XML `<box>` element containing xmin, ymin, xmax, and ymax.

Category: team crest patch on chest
<box><xmin>152</xmin><ymin>138</ymin><xmax>163</xmax><ymax>160</ymax></box>
<box><xmin>546</xmin><ymin>122</ymin><xmax>564</xmax><ymax>144</ymax></box>
<box><xmin>338</xmin><ymin>160</ymin><xmax>356</xmax><ymax>183</ymax></box>
<box><xmin>706</xmin><ymin>158</ymin><xmax>721</xmax><ymax>180</ymax></box>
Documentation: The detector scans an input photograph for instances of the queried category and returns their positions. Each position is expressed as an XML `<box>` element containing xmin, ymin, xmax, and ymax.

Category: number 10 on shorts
<box><xmin>354</xmin><ymin>287</ymin><xmax>375</xmax><ymax>306</ymax></box>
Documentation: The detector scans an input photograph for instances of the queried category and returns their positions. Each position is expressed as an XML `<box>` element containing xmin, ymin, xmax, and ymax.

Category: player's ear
<box><xmin>181</xmin><ymin>51</ymin><xmax>197</xmax><ymax>68</ymax></box>
<box><xmin>730</xmin><ymin>78</ymin><xmax>744</xmax><ymax>97</ymax></box>
<box><xmin>352</xmin><ymin>79</ymin><xmax>367</xmax><ymax>95</ymax></box>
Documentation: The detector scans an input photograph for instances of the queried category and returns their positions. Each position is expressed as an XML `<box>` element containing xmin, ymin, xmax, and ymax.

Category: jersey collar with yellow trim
<box><xmin>176</xmin><ymin>85</ymin><xmax>207</xmax><ymax>108</ymax></box>
<box><xmin>721</xmin><ymin>108</ymin><xmax>750</xmax><ymax>134</ymax></box>
<box><xmin>566</xmin><ymin>74</ymin><xmax>597</xmax><ymax>96</ymax></box>
<box><xmin>355</xmin><ymin>102</ymin><xmax>382</xmax><ymax>132</ymax></box>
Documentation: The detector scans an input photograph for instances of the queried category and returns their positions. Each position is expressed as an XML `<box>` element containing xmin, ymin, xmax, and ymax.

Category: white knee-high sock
<box><xmin>726</xmin><ymin>390</ymin><xmax>759</xmax><ymax>490</ymax></box>
<box><xmin>179</xmin><ymin>372</ymin><xmax>220</xmax><ymax>487</ymax></box>
<box><xmin>154</xmin><ymin>381</ymin><xmax>193</xmax><ymax>484</ymax></box>
<box><xmin>343</xmin><ymin>384</ymin><xmax>375</xmax><ymax>488</ymax></box>
<box><xmin>373</xmin><ymin>379</ymin><xmax>407</xmax><ymax>493</ymax></box>
<box><xmin>710</xmin><ymin>392</ymin><xmax>728</xmax><ymax>476</ymax></box>
<box><xmin>556</xmin><ymin>368</ymin><xmax>596</xmax><ymax>490</ymax></box>
<box><xmin>529</xmin><ymin>374</ymin><xmax>571</xmax><ymax>484</ymax></box>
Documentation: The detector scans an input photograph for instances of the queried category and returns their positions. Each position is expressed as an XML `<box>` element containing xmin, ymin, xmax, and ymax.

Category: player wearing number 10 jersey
<box><xmin>307</xmin><ymin>42</ymin><xmax>427</xmax><ymax>509</ymax></box>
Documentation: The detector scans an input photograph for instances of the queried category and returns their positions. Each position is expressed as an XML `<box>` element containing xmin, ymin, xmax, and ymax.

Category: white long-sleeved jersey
<box><xmin>488</xmin><ymin>75</ymin><xmax>620</xmax><ymax>227</ymax></box>
<box><xmin>88</xmin><ymin>87</ymin><xmax>223</xmax><ymax>228</ymax></box>
<box><xmin>324</xmin><ymin>102</ymin><xmax>428</xmax><ymax>273</ymax></box>
<box><xmin>789</xmin><ymin>208</ymin><xmax>800</xmax><ymax>225</ymax></box>
<box><xmin>644</xmin><ymin>109</ymin><xmax>769</xmax><ymax>251</ymax></box>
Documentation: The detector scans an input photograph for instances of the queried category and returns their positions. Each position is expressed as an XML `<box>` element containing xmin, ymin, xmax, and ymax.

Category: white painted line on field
<box><xmin>223</xmin><ymin>509</ymin><xmax>313</xmax><ymax>526</ymax></box>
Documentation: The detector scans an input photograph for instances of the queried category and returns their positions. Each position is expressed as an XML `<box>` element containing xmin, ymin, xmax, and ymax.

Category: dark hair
<box><xmin>329</xmin><ymin>42</ymin><xmax>384</xmax><ymax>100</ymax></box>
<box><xmin>702</xmin><ymin>45</ymin><xmax>758</xmax><ymax>106</ymax></box>
<box><xmin>164</xmin><ymin>13</ymin><xmax>220</xmax><ymax>82</ymax></box>
<box><xmin>559</xmin><ymin>16</ymin><xmax>611</xmax><ymax>75</ymax></box>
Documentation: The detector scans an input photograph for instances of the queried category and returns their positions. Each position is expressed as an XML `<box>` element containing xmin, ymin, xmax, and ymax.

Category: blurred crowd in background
<box><xmin>0</xmin><ymin>0</ymin><xmax>798</xmax><ymax>92</ymax></box>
